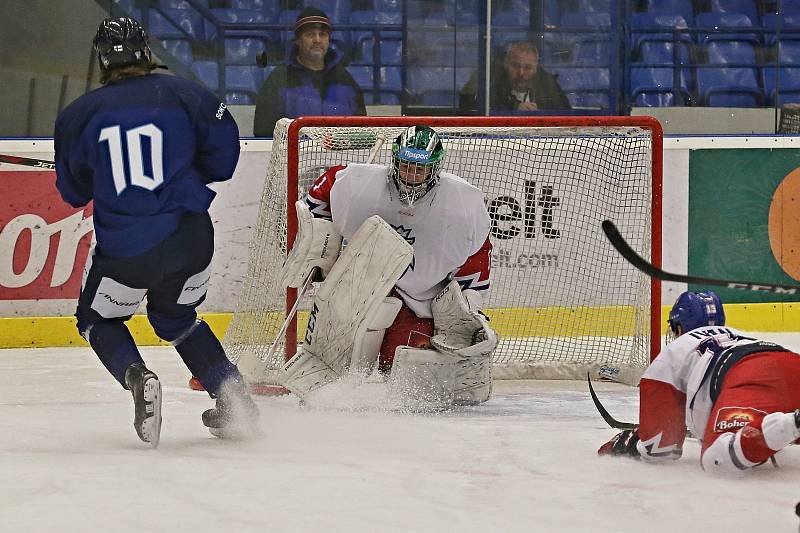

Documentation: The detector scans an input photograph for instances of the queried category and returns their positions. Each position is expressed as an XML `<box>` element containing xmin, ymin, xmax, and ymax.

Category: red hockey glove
<box><xmin>598</xmin><ymin>429</ymin><xmax>641</xmax><ymax>458</ymax></box>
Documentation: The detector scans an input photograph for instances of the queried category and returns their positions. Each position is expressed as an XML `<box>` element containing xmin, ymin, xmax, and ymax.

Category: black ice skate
<box><xmin>202</xmin><ymin>377</ymin><xmax>259</xmax><ymax>439</ymax></box>
<box><xmin>124</xmin><ymin>362</ymin><xmax>162</xmax><ymax>448</ymax></box>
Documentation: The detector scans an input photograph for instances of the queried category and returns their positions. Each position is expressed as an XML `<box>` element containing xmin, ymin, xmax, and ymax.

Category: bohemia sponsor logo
<box><xmin>713</xmin><ymin>406</ymin><xmax>768</xmax><ymax>433</ymax></box>
<box><xmin>0</xmin><ymin>171</ymin><xmax>93</xmax><ymax>300</ymax></box>
<box><xmin>487</xmin><ymin>180</ymin><xmax>561</xmax><ymax>270</ymax></box>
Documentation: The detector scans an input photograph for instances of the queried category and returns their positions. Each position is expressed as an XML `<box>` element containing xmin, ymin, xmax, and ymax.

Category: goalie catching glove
<box><xmin>598</xmin><ymin>429</ymin><xmax>641</xmax><ymax>458</ymax></box>
<box><xmin>279</xmin><ymin>200</ymin><xmax>343</xmax><ymax>288</ymax></box>
<box><xmin>430</xmin><ymin>280</ymin><xmax>498</xmax><ymax>359</ymax></box>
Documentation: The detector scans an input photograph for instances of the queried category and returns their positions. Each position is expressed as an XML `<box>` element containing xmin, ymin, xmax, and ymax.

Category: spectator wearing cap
<box><xmin>253</xmin><ymin>7</ymin><xmax>366</xmax><ymax>137</ymax></box>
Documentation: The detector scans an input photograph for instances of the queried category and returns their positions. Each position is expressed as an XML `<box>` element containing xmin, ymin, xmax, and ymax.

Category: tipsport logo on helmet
<box><xmin>397</xmin><ymin>147</ymin><xmax>433</xmax><ymax>163</ymax></box>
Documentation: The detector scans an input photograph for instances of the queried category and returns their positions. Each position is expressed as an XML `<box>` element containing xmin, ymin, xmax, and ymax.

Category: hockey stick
<box><xmin>602</xmin><ymin>220</ymin><xmax>800</xmax><ymax>295</ymax></box>
<box><xmin>258</xmin><ymin>268</ymin><xmax>318</xmax><ymax>364</ymax></box>
<box><xmin>588</xmin><ymin>374</ymin><xmax>638</xmax><ymax>430</ymax></box>
<box><xmin>0</xmin><ymin>154</ymin><xmax>55</xmax><ymax>170</ymax></box>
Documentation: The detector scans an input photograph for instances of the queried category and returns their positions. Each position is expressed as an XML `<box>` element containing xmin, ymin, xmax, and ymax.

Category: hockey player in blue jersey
<box><xmin>54</xmin><ymin>17</ymin><xmax>258</xmax><ymax>446</ymax></box>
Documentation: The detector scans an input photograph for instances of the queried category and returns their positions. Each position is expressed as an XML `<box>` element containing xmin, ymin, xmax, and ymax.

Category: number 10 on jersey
<box><xmin>99</xmin><ymin>123</ymin><xmax>164</xmax><ymax>194</ymax></box>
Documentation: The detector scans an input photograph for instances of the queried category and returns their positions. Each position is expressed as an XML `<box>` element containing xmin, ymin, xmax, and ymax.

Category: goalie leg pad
<box><xmin>281</xmin><ymin>347</ymin><xmax>340</xmax><ymax>398</ymax></box>
<box><xmin>279</xmin><ymin>200</ymin><xmax>343</xmax><ymax>288</ymax></box>
<box><xmin>388</xmin><ymin>347</ymin><xmax>457</xmax><ymax>411</ymax></box>
<box><xmin>350</xmin><ymin>297</ymin><xmax>402</xmax><ymax>374</ymax></box>
<box><xmin>281</xmin><ymin>216</ymin><xmax>413</xmax><ymax>397</ymax></box>
<box><xmin>454</xmin><ymin>356</ymin><xmax>492</xmax><ymax>405</ymax></box>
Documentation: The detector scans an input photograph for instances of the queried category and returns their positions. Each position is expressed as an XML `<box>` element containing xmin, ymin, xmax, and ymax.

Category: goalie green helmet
<box><xmin>390</xmin><ymin>125</ymin><xmax>445</xmax><ymax>206</ymax></box>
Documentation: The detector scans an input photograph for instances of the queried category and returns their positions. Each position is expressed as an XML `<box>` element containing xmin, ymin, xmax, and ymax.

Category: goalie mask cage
<box><xmin>225</xmin><ymin>116</ymin><xmax>662</xmax><ymax>388</ymax></box>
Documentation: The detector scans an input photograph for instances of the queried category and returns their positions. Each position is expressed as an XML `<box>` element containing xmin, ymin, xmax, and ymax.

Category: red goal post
<box><xmin>226</xmin><ymin>115</ymin><xmax>663</xmax><ymax>388</ymax></box>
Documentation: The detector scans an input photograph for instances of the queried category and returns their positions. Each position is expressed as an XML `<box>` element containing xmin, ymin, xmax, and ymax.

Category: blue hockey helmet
<box><xmin>668</xmin><ymin>290</ymin><xmax>725</xmax><ymax>336</ymax></box>
<box><xmin>93</xmin><ymin>17</ymin><xmax>152</xmax><ymax>73</ymax></box>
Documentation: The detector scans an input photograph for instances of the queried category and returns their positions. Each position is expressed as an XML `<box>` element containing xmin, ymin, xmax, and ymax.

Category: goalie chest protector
<box><xmin>328</xmin><ymin>163</ymin><xmax>490</xmax><ymax>317</ymax></box>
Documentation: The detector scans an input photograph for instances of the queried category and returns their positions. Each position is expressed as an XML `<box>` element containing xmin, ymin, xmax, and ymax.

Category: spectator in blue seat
<box><xmin>459</xmin><ymin>40</ymin><xmax>571</xmax><ymax>114</ymax></box>
<box><xmin>253</xmin><ymin>7</ymin><xmax>365</xmax><ymax>137</ymax></box>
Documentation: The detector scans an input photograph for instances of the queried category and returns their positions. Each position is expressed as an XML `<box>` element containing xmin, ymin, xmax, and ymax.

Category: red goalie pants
<box><xmin>378</xmin><ymin>299</ymin><xmax>433</xmax><ymax>374</ymax></box>
<box><xmin>702</xmin><ymin>351</ymin><xmax>800</xmax><ymax>463</ymax></box>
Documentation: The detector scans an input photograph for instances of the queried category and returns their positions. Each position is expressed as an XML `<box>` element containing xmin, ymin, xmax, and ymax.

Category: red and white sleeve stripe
<box><xmin>453</xmin><ymin>236</ymin><xmax>492</xmax><ymax>298</ymax></box>
<box><xmin>305</xmin><ymin>165</ymin><xmax>346</xmax><ymax>220</ymax></box>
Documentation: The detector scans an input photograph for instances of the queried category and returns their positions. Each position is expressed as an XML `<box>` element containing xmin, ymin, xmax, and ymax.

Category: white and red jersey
<box><xmin>636</xmin><ymin>326</ymin><xmax>759</xmax><ymax>461</ymax></box>
<box><xmin>305</xmin><ymin>163</ymin><xmax>492</xmax><ymax>318</ymax></box>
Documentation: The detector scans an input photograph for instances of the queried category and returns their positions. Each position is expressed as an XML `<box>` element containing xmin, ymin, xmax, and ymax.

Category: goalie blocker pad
<box><xmin>279</xmin><ymin>200</ymin><xmax>343</xmax><ymax>288</ymax></box>
<box><xmin>280</xmin><ymin>215</ymin><xmax>413</xmax><ymax>398</ymax></box>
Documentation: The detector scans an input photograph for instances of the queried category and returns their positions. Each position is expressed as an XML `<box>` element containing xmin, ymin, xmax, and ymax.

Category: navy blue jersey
<box><xmin>54</xmin><ymin>73</ymin><xmax>240</xmax><ymax>258</ymax></box>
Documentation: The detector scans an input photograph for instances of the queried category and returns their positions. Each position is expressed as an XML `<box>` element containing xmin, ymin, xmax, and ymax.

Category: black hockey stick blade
<box><xmin>0</xmin><ymin>154</ymin><xmax>55</xmax><ymax>170</ymax></box>
<box><xmin>588</xmin><ymin>374</ymin><xmax>638</xmax><ymax>430</ymax></box>
<box><xmin>602</xmin><ymin>220</ymin><xmax>800</xmax><ymax>295</ymax></box>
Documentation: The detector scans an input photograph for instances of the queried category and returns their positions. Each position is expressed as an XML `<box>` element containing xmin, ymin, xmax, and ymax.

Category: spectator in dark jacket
<box><xmin>459</xmin><ymin>40</ymin><xmax>571</xmax><ymax>114</ymax></box>
<box><xmin>253</xmin><ymin>7</ymin><xmax>366</xmax><ymax>137</ymax></box>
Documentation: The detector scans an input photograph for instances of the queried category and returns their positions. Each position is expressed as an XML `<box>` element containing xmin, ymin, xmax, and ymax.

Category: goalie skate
<box><xmin>124</xmin><ymin>363</ymin><xmax>162</xmax><ymax>448</ymax></box>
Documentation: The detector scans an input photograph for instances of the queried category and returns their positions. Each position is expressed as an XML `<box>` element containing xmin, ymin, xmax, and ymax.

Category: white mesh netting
<box><xmin>225</xmin><ymin>118</ymin><xmax>658</xmax><ymax>385</ymax></box>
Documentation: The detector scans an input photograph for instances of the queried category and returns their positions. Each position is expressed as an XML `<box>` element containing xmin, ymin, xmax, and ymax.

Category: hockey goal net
<box><xmin>225</xmin><ymin>116</ymin><xmax>662</xmax><ymax>389</ymax></box>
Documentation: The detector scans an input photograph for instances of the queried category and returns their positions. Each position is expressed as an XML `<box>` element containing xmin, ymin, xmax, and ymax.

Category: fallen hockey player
<box><xmin>599</xmin><ymin>290</ymin><xmax>800</xmax><ymax>474</ymax></box>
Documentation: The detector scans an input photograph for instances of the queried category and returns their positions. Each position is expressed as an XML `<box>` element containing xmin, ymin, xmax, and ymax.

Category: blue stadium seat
<box><xmin>160</xmin><ymin>39</ymin><xmax>193</xmax><ymax>64</ymax></box>
<box><xmin>762</xmin><ymin>13</ymin><xmax>800</xmax><ymax>45</ymax></box>
<box><xmin>409</xmin><ymin>33</ymin><xmax>456</xmax><ymax>66</ymax></box>
<box><xmin>158</xmin><ymin>0</ymin><xmax>189</xmax><ymax>8</ymax></box>
<box><xmin>148</xmin><ymin>8</ymin><xmax>204</xmax><ymax>41</ymax></box>
<box><xmin>114</xmin><ymin>0</ymin><xmax>136</xmax><ymax>12</ymax></box>
<box><xmin>304</xmin><ymin>0</ymin><xmax>351</xmax><ymax>24</ymax></box>
<box><xmin>560</xmin><ymin>12</ymin><xmax>611</xmax><ymax>28</ymax></box>
<box><xmin>492</xmin><ymin>10</ymin><xmax>529</xmax><ymax>28</ymax></box>
<box><xmin>347</xmin><ymin>65</ymin><xmax>373</xmax><ymax>93</ymax></box>
<box><xmin>572</xmin><ymin>40</ymin><xmax>611</xmax><ymax>65</ymax></box>
<box><xmin>560</xmin><ymin>12</ymin><xmax>610</xmax><ymax>60</ymax></box>
<box><xmin>695</xmin><ymin>12</ymin><xmax>758</xmax><ymax>45</ymax></box>
<box><xmin>348</xmin><ymin>66</ymin><xmax>402</xmax><ymax>105</ymax></box>
<box><xmin>550</xmin><ymin>67</ymin><xmax>610</xmax><ymax>108</ymax></box>
<box><xmin>641</xmin><ymin>0</ymin><xmax>695</xmax><ymax>25</ymax></box>
<box><xmin>638</xmin><ymin>41</ymin><xmax>691</xmax><ymax>65</ymax></box>
<box><xmin>206</xmin><ymin>9</ymin><xmax>269</xmax><ymax>42</ymax></box>
<box><xmin>191</xmin><ymin>60</ymin><xmax>219</xmax><ymax>91</ymax></box>
<box><xmin>374</xmin><ymin>0</ymin><xmax>402</xmax><ymax>12</ymax></box>
<box><xmin>456</xmin><ymin>0</ymin><xmax>481</xmax><ymax>25</ymax></box>
<box><xmin>696</xmin><ymin>67</ymin><xmax>762</xmax><ymax>106</ymax></box>
<box><xmin>575</xmin><ymin>0</ymin><xmax>610</xmax><ymax>13</ymax></box>
<box><xmin>407</xmin><ymin>67</ymin><xmax>461</xmax><ymax>106</ymax></box>
<box><xmin>782</xmin><ymin>0</ymin><xmax>800</xmax><ymax>17</ymax></box>
<box><xmin>350</xmin><ymin>10</ymin><xmax>402</xmax><ymax>65</ymax></box>
<box><xmin>633</xmin><ymin>91</ymin><xmax>685</xmax><ymax>106</ymax></box>
<box><xmin>707</xmin><ymin>0</ymin><xmax>759</xmax><ymax>25</ymax></box>
<box><xmin>630</xmin><ymin>67</ymin><xmax>690</xmax><ymax>98</ymax></box>
<box><xmin>225</xmin><ymin>65</ymin><xmax>263</xmax><ymax>94</ymax></box>
<box><xmin>630</xmin><ymin>13</ymin><xmax>692</xmax><ymax>53</ymax></box>
<box><xmin>763</xmin><ymin>67</ymin><xmax>800</xmax><ymax>103</ymax></box>
<box><xmin>379</xmin><ymin>66</ymin><xmax>403</xmax><ymax>93</ymax></box>
<box><xmin>224</xmin><ymin>38</ymin><xmax>268</xmax><ymax>65</ymax></box>
<box><xmin>777</xmin><ymin>41</ymin><xmax>800</xmax><ymax>64</ymax></box>
<box><xmin>456</xmin><ymin>31</ymin><xmax>481</xmax><ymax>67</ymax></box>
<box><xmin>705</xmin><ymin>40</ymin><xmax>757</xmax><ymax>64</ymax></box>
<box><xmin>230</xmin><ymin>0</ymin><xmax>279</xmax><ymax>22</ymax></box>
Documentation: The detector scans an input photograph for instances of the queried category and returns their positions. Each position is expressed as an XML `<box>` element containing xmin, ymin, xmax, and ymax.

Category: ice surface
<box><xmin>1</xmin><ymin>336</ymin><xmax>800</xmax><ymax>532</ymax></box>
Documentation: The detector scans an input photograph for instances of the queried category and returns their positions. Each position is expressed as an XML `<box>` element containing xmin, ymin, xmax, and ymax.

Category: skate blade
<box><xmin>140</xmin><ymin>377</ymin><xmax>162</xmax><ymax>448</ymax></box>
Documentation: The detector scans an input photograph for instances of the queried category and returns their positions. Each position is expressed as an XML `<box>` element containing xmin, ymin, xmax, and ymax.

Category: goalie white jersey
<box><xmin>306</xmin><ymin>163</ymin><xmax>492</xmax><ymax>317</ymax></box>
